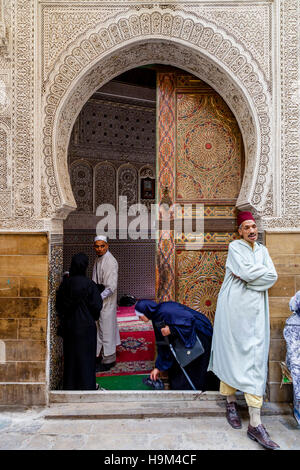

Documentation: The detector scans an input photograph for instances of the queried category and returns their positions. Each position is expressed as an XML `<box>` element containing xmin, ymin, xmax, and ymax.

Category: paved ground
<box><xmin>0</xmin><ymin>406</ymin><xmax>299</xmax><ymax>450</ymax></box>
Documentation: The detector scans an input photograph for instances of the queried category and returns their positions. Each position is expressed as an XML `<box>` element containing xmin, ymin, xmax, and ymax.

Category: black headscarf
<box><xmin>69</xmin><ymin>253</ymin><xmax>89</xmax><ymax>276</ymax></box>
<box><xmin>57</xmin><ymin>253</ymin><xmax>89</xmax><ymax>314</ymax></box>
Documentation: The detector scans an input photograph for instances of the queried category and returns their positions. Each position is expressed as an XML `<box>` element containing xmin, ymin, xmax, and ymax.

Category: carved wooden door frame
<box><xmin>156</xmin><ymin>69</ymin><xmax>244</xmax><ymax>322</ymax></box>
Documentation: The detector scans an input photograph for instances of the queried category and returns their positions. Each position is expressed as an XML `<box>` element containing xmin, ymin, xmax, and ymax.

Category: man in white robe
<box><xmin>208</xmin><ymin>211</ymin><xmax>280</xmax><ymax>450</ymax></box>
<box><xmin>92</xmin><ymin>235</ymin><xmax>120</xmax><ymax>371</ymax></box>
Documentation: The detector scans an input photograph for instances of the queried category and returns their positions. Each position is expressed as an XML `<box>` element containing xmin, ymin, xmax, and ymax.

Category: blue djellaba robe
<box><xmin>208</xmin><ymin>239</ymin><xmax>278</xmax><ymax>396</ymax></box>
<box><xmin>135</xmin><ymin>299</ymin><xmax>217</xmax><ymax>391</ymax></box>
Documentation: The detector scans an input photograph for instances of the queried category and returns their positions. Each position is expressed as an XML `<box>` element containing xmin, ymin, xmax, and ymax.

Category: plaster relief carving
<box><xmin>70</xmin><ymin>160</ymin><xmax>93</xmax><ymax>213</ymax></box>
<box><xmin>0</xmin><ymin>120</ymin><xmax>11</xmax><ymax>219</ymax></box>
<box><xmin>279</xmin><ymin>0</ymin><xmax>300</xmax><ymax>218</ymax></box>
<box><xmin>184</xmin><ymin>4</ymin><xmax>271</xmax><ymax>82</ymax></box>
<box><xmin>0</xmin><ymin>190</ymin><xmax>10</xmax><ymax>218</ymax></box>
<box><xmin>0</xmin><ymin>124</ymin><xmax>7</xmax><ymax>189</ymax></box>
<box><xmin>0</xmin><ymin>76</ymin><xmax>9</xmax><ymax>115</ymax></box>
<box><xmin>0</xmin><ymin>0</ymin><xmax>9</xmax><ymax>59</ymax></box>
<box><xmin>41</xmin><ymin>4</ymin><xmax>130</xmax><ymax>82</ymax></box>
<box><xmin>42</xmin><ymin>8</ymin><xmax>272</xmax><ymax>222</ymax></box>
<box><xmin>0</xmin><ymin>2</ymin><xmax>298</xmax><ymax>231</ymax></box>
<box><xmin>11</xmin><ymin>0</ymin><xmax>34</xmax><ymax>219</ymax></box>
<box><xmin>42</xmin><ymin>3</ymin><xmax>272</xmax><ymax>84</ymax></box>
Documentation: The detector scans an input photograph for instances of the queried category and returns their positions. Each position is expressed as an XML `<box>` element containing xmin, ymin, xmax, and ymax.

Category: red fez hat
<box><xmin>237</xmin><ymin>211</ymin><xmax>256</xmax><ymax>227</ymax></box>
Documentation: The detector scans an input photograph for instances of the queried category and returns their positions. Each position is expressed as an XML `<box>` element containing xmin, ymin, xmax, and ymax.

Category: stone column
<box><xmin>266</xmin><ymin>232</ymin><xmax>297</xmax><ymax>402</ymax></box>
<box><xmin>0</xmin><ymin>233</ymin><xmax>48</xmax><ymax>405</ymax></box>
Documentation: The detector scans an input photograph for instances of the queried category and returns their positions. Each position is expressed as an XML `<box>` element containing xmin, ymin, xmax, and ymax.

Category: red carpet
<box><xmin>96</xmin><ymin>306</ymin><xmax>156</xmax><ymax>378</ymax></box>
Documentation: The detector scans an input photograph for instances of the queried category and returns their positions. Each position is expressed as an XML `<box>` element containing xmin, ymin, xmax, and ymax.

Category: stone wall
<box><xmin>0</xmin><ymin>234</ymin><xmax>48</xmax><ymax>405</ymax></box>
<box><xmin>266</xmin><ymin>232</ymin><xmax>298</xmax><ymax>402</ymax></box>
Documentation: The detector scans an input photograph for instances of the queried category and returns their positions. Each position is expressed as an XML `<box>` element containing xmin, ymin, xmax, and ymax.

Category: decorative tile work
<box><xmin>70</xmin><ymin>160</ymin><xmax>93</xmax><ymax>213</ymax></box>
<box><xmin>68</xmin><ymin>94</ymin><xmax>156</xmax><ymax>215</ymax></box>
<box><xmin>94</xmin><ymin>162</ymin><xmax>116</xmax><ymax>210</ymax></box>
<box><xmin>72</xmin><ymin>97</ymin><xmax>156</xmax><ymax>160</ymax></box>
<box><xmin>63</xmin><ymin>231</ymin><xmax>156</xmax><ymax>301</ymax></box>
<box><xmin>48</xmin><ymin>243</ymin><xmax>63</xmax><ymax>391</ymax></box>
<box><xmin>117</xmin><ymin>164</ymin><xmax>138</xmax><ymax>207</ymax></box>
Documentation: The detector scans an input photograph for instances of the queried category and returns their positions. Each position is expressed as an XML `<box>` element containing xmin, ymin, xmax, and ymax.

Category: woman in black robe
<box><xmin>56</xmin><ymin>253</ymin><xmax>103</xmax><ymax>390</ymax></box>
<box><xmin>135</xmin><ymin>299</ymin><xmax>218</xmax><ymax>391</ymax></box>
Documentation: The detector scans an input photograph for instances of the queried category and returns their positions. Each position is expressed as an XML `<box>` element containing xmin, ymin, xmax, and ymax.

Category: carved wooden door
<box><xmin>156</xmin><ymin>70</ymin><xmax>244</xmax><ymax>323</ymax></box>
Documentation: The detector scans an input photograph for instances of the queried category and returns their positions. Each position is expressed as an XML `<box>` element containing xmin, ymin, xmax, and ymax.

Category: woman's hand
<box><xmin>161</xmin><ymin>325</ymin><xmax>171</xmax><ymax>336</ymax></box>
<box><xmin>150</xmin><ymin>368</ymin><xmax>160</xmax><ymax>381</ymax></box>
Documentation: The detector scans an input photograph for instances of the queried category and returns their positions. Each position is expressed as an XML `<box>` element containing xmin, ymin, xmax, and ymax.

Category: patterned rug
<box><xmin>96</xmin><ymin>306</ymin><xmax>156</xmax><ymax>378</ymax></box>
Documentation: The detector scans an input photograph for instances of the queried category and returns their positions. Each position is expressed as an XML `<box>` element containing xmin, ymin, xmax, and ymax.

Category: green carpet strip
<box><xmin>96</xmin><ymin>374</ymin><xmax>151</xmax><ymax>390</ymax></box>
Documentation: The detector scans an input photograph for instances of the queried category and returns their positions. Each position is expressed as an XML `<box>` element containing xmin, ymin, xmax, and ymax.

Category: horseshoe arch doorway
<box><xmin>58</xmin><ymin>64</ymin><xmax>244</xmax><ymax>393</ymax></box>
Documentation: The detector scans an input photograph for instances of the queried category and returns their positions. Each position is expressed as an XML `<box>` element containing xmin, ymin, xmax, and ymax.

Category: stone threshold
<box><xmin>46</xmin><ymin>391</ymin><xmax>293</xmax><ymax>420</ymax></box>
<box><xmin>49</xmin><ymin>390</ymin><xmax>221</xmax><ymax>403</ymax></box>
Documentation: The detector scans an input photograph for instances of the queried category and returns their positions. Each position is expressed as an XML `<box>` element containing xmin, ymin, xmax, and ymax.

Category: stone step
<box><xmin>45</xmin><ymin>398</ymin><xmax>292</xmax><ymax>420</ymax></box>
<box><xmin>49</xmin><ymin>390</ymin><xmax>222</xmax><ymax>403</ymax></box>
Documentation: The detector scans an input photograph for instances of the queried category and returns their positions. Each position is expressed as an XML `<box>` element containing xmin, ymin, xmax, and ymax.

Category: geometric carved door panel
<box><xmin>157</xmin><ymin>70</ymin><xmax>244</xmax><ymax>322</ymax></box>
<box><xmin>176</xmin><ymin>250</ymin><xmax>227</xmax><ymax>324</ymax></box>
<box><xmin>176</xmin><ymin>91</ymin><xmax>242</xmax><ymax>201</ymax></box>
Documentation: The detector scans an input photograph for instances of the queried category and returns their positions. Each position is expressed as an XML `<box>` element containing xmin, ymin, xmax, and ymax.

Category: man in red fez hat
<box><xmin>208</xmin><ymin>211</ymin><xmax>280</xmax><ymax>450</ymax></box>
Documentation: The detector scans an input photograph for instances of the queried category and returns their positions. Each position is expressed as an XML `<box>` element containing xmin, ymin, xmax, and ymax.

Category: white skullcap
<box><xmin>94</xmin><ymin>235</ymin><xmax>108</xmax><ymax>242</ymax></box>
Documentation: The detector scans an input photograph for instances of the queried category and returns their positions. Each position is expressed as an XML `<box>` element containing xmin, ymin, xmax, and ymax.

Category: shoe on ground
<box><xmin>247</xmin><ymin>424</ymin><xmax>280</xmax><ymax>450</ymax></box>
<box><xmin>96</xmin><ymin>361</ymin><xmax>116</xmax><ymax>373</ymax></box>
<box><xmin>226</xmin><ymin>401</ymin><xmax>242</xmax><ymax>429</ymax></box>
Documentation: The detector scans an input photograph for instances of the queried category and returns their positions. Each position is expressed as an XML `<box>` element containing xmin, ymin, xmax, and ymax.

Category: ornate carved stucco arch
<box><xmin>42</xmin><ymin>8</ymin><xmax>272</xmax><ymax>220</ymax></box>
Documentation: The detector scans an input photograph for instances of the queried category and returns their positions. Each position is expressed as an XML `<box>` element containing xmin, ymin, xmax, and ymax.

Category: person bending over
<box><xmin>135</xmin><ymin>299</ymin><xmax>214</xmax><ymax>391</ymax></box>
